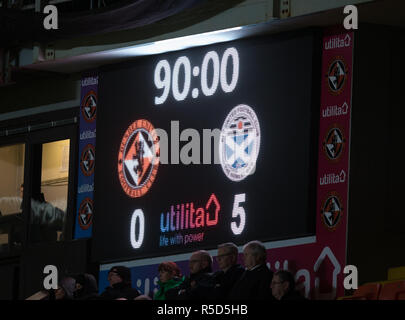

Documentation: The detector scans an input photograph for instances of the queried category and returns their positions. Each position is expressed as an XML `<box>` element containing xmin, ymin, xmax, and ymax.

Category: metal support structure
<box><xmin>34</xmin><ymin>0</ymin><xmax>47</xmax><ymax>12</ymax></box>
<box><xmin>0</xmin><ymin>48</ymin><xmax>4</xmax><ymax>85</ymax></box>
<box><xmin>0</xmin><ymin>48</ymin><xmax>20</xmax><ymax>85</ymax></box>
<box><xmin>274</xmin><ymin>0</ymin><xmax>290</xmax><ymax>18</ymax></box>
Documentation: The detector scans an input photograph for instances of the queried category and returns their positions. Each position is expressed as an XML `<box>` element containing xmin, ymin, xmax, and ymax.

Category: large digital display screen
<box><xmin>93</xmin><ymin>30</ymin><xmax>320</xmax><ymax>262</ymax></box>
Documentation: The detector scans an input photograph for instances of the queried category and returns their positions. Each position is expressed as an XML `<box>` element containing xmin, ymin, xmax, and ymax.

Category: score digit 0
<box><xmin>130</xmin><ymin>209</ymin><xmax>145</xmax><ymax>249</ymax></box>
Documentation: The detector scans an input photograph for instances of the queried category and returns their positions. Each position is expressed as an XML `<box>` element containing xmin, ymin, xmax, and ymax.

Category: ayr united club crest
<box><xmin>219</xmin><ymin>104</ymin><xmax>261</xmax><ymax>182</ymax></box>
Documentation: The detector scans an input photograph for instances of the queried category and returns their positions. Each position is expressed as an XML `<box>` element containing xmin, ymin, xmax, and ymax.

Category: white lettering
<box><xmin>343</xmin><ymin>5</ymin><xmax>358</xmax><ymax>30</ymax></box>
<box><xmin>80</xmin><ymin>129</ymin><xmax>96</xmax><ymax>140</ymax></box>
<box><xmin>78</xmin><ymin>183</ymin><xmax>94</xmax><ymax>194</ymax></box>
<box><xmin>43</xmin><ymin>5</ymin><xmax>58</xmax><ymax>30</ymax></box>
<box><xmin>81</xmin><ymin>77</ymin><xmax>98</xmax><ymax>87</ymax></box>
<box><xmin>43</xmin><ymin>265</ymin><xmax>58</xmax><ymax>290</ymax></box>
<box><xmin>319</xmin><ymin>170</ymin><xmax>347</xmax><ymax>186</ymax></box>
<box><xmin>180</xmin><ymin>128</ymin><xmax>200</xmax><ymax>165</ymax></box>
<box><xmin>324</xmin><ymin>36</ymin><xmax>352</xmax><ymax>50</ymax></box>
<box><xmin>322</xmin><ymin>102</ymin><xmax>349</xmax><ymax>118</ymax></box>
<box><xmin>343</xmin><ymin>265</ymin><xmax>358</xmax><ymax>290</ymax></box>
<box><xmin>157</xmin><ymin>305</ymin><xmax>192</xmax><ymax>317</ymax></box>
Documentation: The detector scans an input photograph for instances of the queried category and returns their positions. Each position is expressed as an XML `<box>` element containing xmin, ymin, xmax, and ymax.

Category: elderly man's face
<box><xmin>243</xmin><ymin>247</ymin><xmax>256</xmax><ymax>270</ymax></box>
<box><xmin>189</xmin><ymin>252</ymin><xmax>204</xmax><ymax>275</ymax></box>
<box><xmin>216</xmin><ymin>247</ymin><xmax>234</xmax><ymax>271</ymax></box>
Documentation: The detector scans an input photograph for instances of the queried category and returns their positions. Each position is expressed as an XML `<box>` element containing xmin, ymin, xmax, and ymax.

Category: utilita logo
<box><xmin>320</xmin><ymin>170</ymin><xmax>346</xmax><ymax>186</ymax></box>
<box><xmin>324</xmin><ymin>34</ymin><xmax>351</xmax><ymax>50</ymax></box>
<box><xmin>80</xmin><ymin>129</ymin><xmax>96</xmax><ymax>140</ymax></box>
<box><xmin>160</xmin><ymin>193</ymin><xmax>220</xmax><ymax>233</ymax></box>
<box><xmin>322</xmin><ymin>103</ymin><xmax>349</xmax><ymax>118</ymax></box>
<box><xmin>81</xmin><ymin>76</ymin><xmax>98</xmax><ymax>87</ymax></box>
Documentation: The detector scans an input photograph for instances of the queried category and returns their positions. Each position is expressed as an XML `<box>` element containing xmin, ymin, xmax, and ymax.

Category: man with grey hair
<box><xmin>213</xmin><ymin>242</ymin><xmax>244</xmax><ymax>299</ymax></box>
<box><xmin>228</xmin><ymin>240</ymin><xmax>273</xmax><ymax>300</ymax></box>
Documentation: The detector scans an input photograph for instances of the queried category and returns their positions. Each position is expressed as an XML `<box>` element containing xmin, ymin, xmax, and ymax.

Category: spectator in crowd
<box><xmin>54</xmin><ymin>276</ymin><xmax>76</xmax><ymax>300</ymax></box>
<box><xmin>271</xmin><ymin>270</ymin><xmax>307</xmax><ymax>301</ymax></box>
<box><xmin>171</xmin><ymin>250</ymin><xmax>215</xmax><ymax>300</ymax></box>
<box><xmin>73</xmin><ymin>273</ymin><xmax>99</xmax><ymax>300</ymax></box>
<box><xmin>228</xmin><ymin>240</ymin><xmax>273</xmax><ymax>300</ymax></box>
<box><xmin>135</xmin><ymin>294</ymin><xmax>152</xmax><ymax>300</ymax></box>
<box><xmin>213</xmin><ymin>242</ymin><xmax>244</xmax><ymax>299</ymax></box>
<box><xmin>30</xmin><ymin>190</ymin><xmax>65</xmax><ymax>242</ymax></box>
<box><xmin>154</xmin><ymin>261</ymin><xmax>184</xmax><ymax>300</ymax></box>
<box><xmin>26</xmin><ymin>276</ymin><xmax>75</xmax><ymax>300</ymax></box>
<box><xmin>99</xmin><ymin>266</ymin><xmax>140</xmax><ymax>300</ymax></box>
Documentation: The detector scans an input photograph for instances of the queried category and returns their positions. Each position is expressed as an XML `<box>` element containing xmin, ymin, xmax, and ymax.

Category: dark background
<box><xmin>93</xmin><ymin>29</ymin><xmax>320</xmax><ymax>263</ymax></box>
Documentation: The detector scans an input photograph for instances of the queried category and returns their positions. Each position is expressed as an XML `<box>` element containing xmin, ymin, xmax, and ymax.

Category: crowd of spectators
<box><xmin>29</xmin><ymin>240</ymin><xmax>306</xmax><ymax>300</ymax></box>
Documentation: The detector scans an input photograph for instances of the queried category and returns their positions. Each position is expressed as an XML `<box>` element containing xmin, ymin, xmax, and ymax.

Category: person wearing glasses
<box><xmin>213</xmin><ymin>242</ymin><xmax>244</xmax><ymax>299</ymax></box>
<box><xmin>99</xmin><ymin>266</ymin><xmax>140</xmax><ymax>300</ymax></box>
<box><xmin>271</xmin><ymin>270</ymin><xmax>307</xmax><ymax>300</ymax></box>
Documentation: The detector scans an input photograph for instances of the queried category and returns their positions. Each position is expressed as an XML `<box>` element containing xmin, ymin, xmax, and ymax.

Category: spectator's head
<box><xmin>73</xmin><ymin>273</ymin><xmax>98</xmax><ymax>298</ymax></box>
<box><xmin>216</xmin><ymin>242</ymin><xmax>239</xmax><ymax>271</ymax></box>
<box><xmin>134</xmin><ymin>294</ymin><xmax>152</xmax><ymax>300</ymax></box>
<box><xmin>242</xmin><ymin>240</ymin><xmax>266</xmax><ymax>270</ymax></box>
<box><xmin>189</xmin><ymin>250</ymin><xmax>213</xmax><ymax>275</ymax></box>
<box><xmin>271</xmin><ymin>270</ymin><xmax>295</xmax><ymax>300</ymax></box>
<box><xmin>32</xmin><ymin>190</ymin><xmax>45</xmax><ymax>203</ymax></box>
<box><xmin>108</xmin><ymin>266</ymin><xmax>131</xmax><ymax>286</ymax></box>
<box><xmin>55</xmin><ymin>276</ymin><xmax>76</xmax><ymax>300</ymax></box>
<box><xmin>158</xmin><ymin>261</ymin><xmax>181</xmax><ymax>283</ymax></box>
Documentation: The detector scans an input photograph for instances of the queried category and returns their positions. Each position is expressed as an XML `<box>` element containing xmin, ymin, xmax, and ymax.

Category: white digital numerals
<box><xmin>154</xmin><ymin>47</ymin><xmax>239</xmax><ymax>105</ymax></box>
<box><xmin>231</xmin><ymin>193</ymin><xmax>246</xmax><ymax>235</ymax></box>
<box><xmin>221</xmin><ymin>48</ymin><xmax>239</xmax><ymax>93</ymax></box>
<box><xmin>154</xmin><ymin>60</ymin><xmax>171</xmax><ymax>105</ymax></box>
<box><xmin>130</xmin><ymin>209</ymin><xmax>145</xmax><ymax>249</ymax></box>
<box><xmin>201</xmin><ymin>51</ymin><xmax>220</xmax><ymax>96</ymax></box>
<box><xmin>172</xmin><ymin>56</ymin><xmax>191</xmax><ymax>101</ymax></box>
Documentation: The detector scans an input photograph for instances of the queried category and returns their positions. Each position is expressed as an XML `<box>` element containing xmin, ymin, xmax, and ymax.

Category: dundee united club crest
<box><xmin>326</xmin><ymin>57</ymin><xmax>348</xmax><ymax>95</ymax></box>
<box><xmin>80</xmin><ymin>144</ymin><xmax>96</xmax><ymax>176</ymax></box>
<box><xmin>219</xmin><ymin>104</ymin><xmax>261</xmax><ymax>182</ymax></box>
<box><xmin>118</xmin><ymin>119</ymin><xmax>160</xmax><ymax>198</ymax></box>
<box><xmin>323</xmin><ymin>126</ymin><xmax>345</xmax><ymax>161</ymax></box>
<box><xmin>81</xmin><ymin>91</ymin><xmax>97</xmax><ymax>122</ymax></box>
<box><xmin>78</xmin><ymin>197</ymin><xmax>94</xmax><ymax>230</ymax></box>
<box><xmin>321</xmin><ymin>192</ymin><xmax>343</xmax><ymax>230</ymax></box>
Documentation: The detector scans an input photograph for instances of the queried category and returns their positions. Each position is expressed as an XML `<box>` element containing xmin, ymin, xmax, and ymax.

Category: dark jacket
<box><xmin>228</xmin><ymin>264</ymin><xmax>273</xmax><ymax>300</ymax></box>
<box><xmin>281</xmin><ymin>290</ymin><xmax>307</xmax><ymax>301</ymax></box>
<box><xmin>213</xmin><ymin>264</ymin><xmax>245</xmax><ymax>299</ymax></box>
<box><xmin>99</xmin><ymin>282</ymin><xmax>140</xmax><ymax>300</ymax></box>
<box><xmin>154</xmin><ymin>277</ymin><xmax>184</xmax><ymax>300</ymax></box>
<box><xmin>73</xmin><ymin>273</ymin><xmax>99</xmax><ymax>300</ymax></box>
<box><xmin>168</xmin><ymin>268</ymin><xmax>215</xmax><ymax>300</ymax></box>
<box><xmin>46</xmin><ymin>277</ymin><xmax>76</xmax><ymax>300</ymax></box>
<box><xmin>60</xmin><ymin>277</ymin><xmax>76</xmax><ymax>300</ymax></box>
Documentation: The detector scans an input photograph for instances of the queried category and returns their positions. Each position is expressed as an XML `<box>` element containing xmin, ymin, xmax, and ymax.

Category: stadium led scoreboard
<box><xmin>93</xmin><ymin>30</ymin><xmax>320</xmax><ymax>262</ymax></box>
